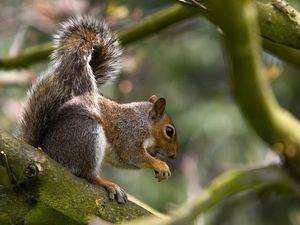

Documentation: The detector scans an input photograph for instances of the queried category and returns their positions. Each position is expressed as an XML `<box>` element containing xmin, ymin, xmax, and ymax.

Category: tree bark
<box><xmin>1</xmin><ymin>1</ymin><xmax>300</xmax><ymax>69</ymax></box>
<box><xmin>0</xmin><ymin>130</ymin><xmax>158</xmax><ymax>224</ymax></box>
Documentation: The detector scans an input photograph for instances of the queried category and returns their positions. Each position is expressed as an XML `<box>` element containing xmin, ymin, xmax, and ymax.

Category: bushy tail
<box><xmin>21</xmin><ymin>15</ymin><xmax>122</xmax><ymax>147</ymax></box>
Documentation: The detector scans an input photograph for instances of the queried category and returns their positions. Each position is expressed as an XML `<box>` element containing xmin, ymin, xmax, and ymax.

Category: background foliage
<box><xmin>1</xmin><ymin>0</ymin><xmax>300</xmax><ymax>224</ymax></box>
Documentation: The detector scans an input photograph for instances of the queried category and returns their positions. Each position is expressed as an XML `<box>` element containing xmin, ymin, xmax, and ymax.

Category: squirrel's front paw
<box><xmin>92</xmin><ymin>176</ymin><xmax>127</xmax><ymax>204</ymax></box>
<box><xmin>153</xmin><ymin>161</ymin><xmax>171</xmax><ymax>182</ymax></box>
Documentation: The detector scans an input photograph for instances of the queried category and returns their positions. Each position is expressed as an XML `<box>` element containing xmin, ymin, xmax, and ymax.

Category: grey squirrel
<box><xmin>21</xmin><ymin>16</ymin><xmax>177</xmax><ymax>204</ymax></box>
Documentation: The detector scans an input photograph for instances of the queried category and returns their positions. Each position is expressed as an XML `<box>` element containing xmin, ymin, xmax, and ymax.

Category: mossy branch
<box><xmin>0</xmin><ymin>4</ymin><xmax>200</xmax><ymax>69</ymax></box>
<box><xmin>0</xmin><ymin>130</ymin><xmax>162</xmax><ymax>224</ymax></box>
<box><xmin>258</xmin><ymin>0</ymin><xmax>300</xmax><ymax>69</ymax></box>
<box><xmin>0</xmin><ymin>43</ymin><xmax>52</xmax><ymax>70</ymax></box>
<box><xmin>205</xmin><ymin>0</ymin><xmax>300</xmax><ymax>174</ymax></box>
<box><xmin>2</xmin><ymin>0</ymin><xmax>300</xmax><ymax>224</ymax></box>
<box><xmin>1</xmin><ymin>1</ymin><xmax>300</xmax><ymax>69</ymax></box>
<box><xmin>124</xmin><ymin>0</ymin><xmax>300</xmax><ymax>223</ymax></box>
<box><xmin>262</xmin><ymin>38</ymin><xmax>300</xmax><ymax>69</ymax></box>
<box><xmin>257</xmin><ymin>0</ymin><xmax>300</xmax><ymax>49</ymax></box>
<box><xmin>123</xmin><ymin>165</ymin><xmax>300</xmax><ymax>225</ymax></box>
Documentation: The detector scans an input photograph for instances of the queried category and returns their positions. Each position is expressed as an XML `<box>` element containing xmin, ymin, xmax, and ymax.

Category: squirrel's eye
<box><xmin>165</xmin><ymin>126</ymin><xmax>174</xmax><ymax>138</ymax></box>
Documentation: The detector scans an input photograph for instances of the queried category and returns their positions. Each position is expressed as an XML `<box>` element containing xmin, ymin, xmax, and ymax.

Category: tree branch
<box><xmin>123</xmin><ymin>1</ymin><xmax>300</xmax><ymax>223</ymax></box>
<box><xmin>0</xmin><ymin>185</ymin><xmax>34</xmax><ymax>225</ymax></box>
<box><xmin>0</xmin><ymin>5</ymin><xmax>200</xmax><ymax>69</ymax></box>
<box><xmin>257</xmin><ymin>0</ymin><xmax>300</xmax><ymax>49</ymax></box>
<box><xmin>262</xmin><ymin>38</ymin><xmax>300</xmax><ymax>69</ymax></box>
<box><xmin>124</xmin><ymin>165</ymin><xmax>300</xmax><ymax>225</ymax></box>
<box><xmin>259</xmin><ymin>0</ymin><xmax>300</xmax><ymax>69</ymax></box>
<box><xmin>0</xmin><ymin>130</ymin><xmax>164</xmax><ymax>224</ymax></box>
<box><xmin>0</xmin><ymin>43</ymin><xmax>52</xmax><ymax>69</ymax></box>
<box><xmin>1</xmin><ymin>1</ymin><xmax>300</xmax><ymax>70</ymax></box>
<box><xmin>206</xmin><ymin>0</ymin><xmax>300</xmax><ymax>174</ymax></box>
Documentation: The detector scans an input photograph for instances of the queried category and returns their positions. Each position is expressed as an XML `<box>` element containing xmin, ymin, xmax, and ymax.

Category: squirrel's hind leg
<box><xmin>91</xmin><ymin>176</ymin><xmax>127</xmax><ymax>204</ymax></box>
<box><xmin>42</xmin><ymin>103</ymin><xmax>127</xmax><ymax>204</ymax></box>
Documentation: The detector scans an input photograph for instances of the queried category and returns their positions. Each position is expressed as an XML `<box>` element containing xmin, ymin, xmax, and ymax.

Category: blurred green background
<box><xmin>1</xmin><ymin>0</ymin><xmax>300</xmax><ymax>224</ymax></box>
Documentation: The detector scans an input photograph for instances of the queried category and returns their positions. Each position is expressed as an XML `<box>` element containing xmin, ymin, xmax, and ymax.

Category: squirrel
<box><xmin>20</xmin><ymin>16</ymin><xmax>177</xmax><ymax>204</ymax></box>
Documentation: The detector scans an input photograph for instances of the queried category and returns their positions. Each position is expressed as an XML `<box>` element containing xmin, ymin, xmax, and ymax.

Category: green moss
<box><xmin>0</xmin><ymin>166</ymin><xmax>10</xmax><ymax>185</ymax></box>
<box><xmin>0</xmin><ymin>185</ymin><xmax>34</xmax><ymax>224</ymax></box>
<box><xmin>24</xmin><ymin>203</ymin><xmax>80</xmax><ymax>225</ymax></box>
<box><xmin>0</xmin><ymin>213</ymin><xmax>12</xmax><ymax>225</ymax></box>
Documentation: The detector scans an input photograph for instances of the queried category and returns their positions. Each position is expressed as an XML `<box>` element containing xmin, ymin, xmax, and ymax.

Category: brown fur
<box><xmin>151</xmin><ymin>114</ymin><xmax>177</xmax><ymax>158</ymax></box>
<box><xmin>20</xmin><ymin>16</ymin><xmax>177</xmax><ymax>203</ymax></box>
<box><xmin>99</xmin><ymin>95</ymin><xmax>177</xmax><ymax>169</ymax></box>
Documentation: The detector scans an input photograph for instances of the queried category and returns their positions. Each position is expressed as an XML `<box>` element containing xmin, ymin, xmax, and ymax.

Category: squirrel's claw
<box><xmin>117</xmin><ymin>188</ymin><xmax>128</xmax><ymax>204</ymax></box>
<box><xmin>105</xmin><ymin>185</ymin><xmax>116</xmax><ymax>200</ymax></box>
<box><xmin>92</xmin><ymin>176</ymin><xmax>127</xmax><ymax>204</ymax></box>
<box><xmin>105</xmin><ymin>183</ymin><xmax>127</xmax><ymax>204</ymax></box>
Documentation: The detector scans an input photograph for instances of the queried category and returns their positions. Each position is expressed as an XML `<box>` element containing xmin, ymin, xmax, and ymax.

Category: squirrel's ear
<box><xmin>149</xmin><ymin>97</ymin><xmax>166</xmax><ymax>120</ymax></box>
<box><xmin>148</xmin><ymin>95</ymin><xmax>158</xmax><ymax>103</ymax></box>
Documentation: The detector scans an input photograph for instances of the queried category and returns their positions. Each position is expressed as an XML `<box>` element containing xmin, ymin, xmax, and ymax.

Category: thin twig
<box><xmin>177</xmin><ymin>0</ymin><xmax>208</xmax><ymax>10</ymax></box>
<box><xmin>0</xmin><ymin>150</ymin><xmax>17</xmax><ymax>184</ymax></box>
